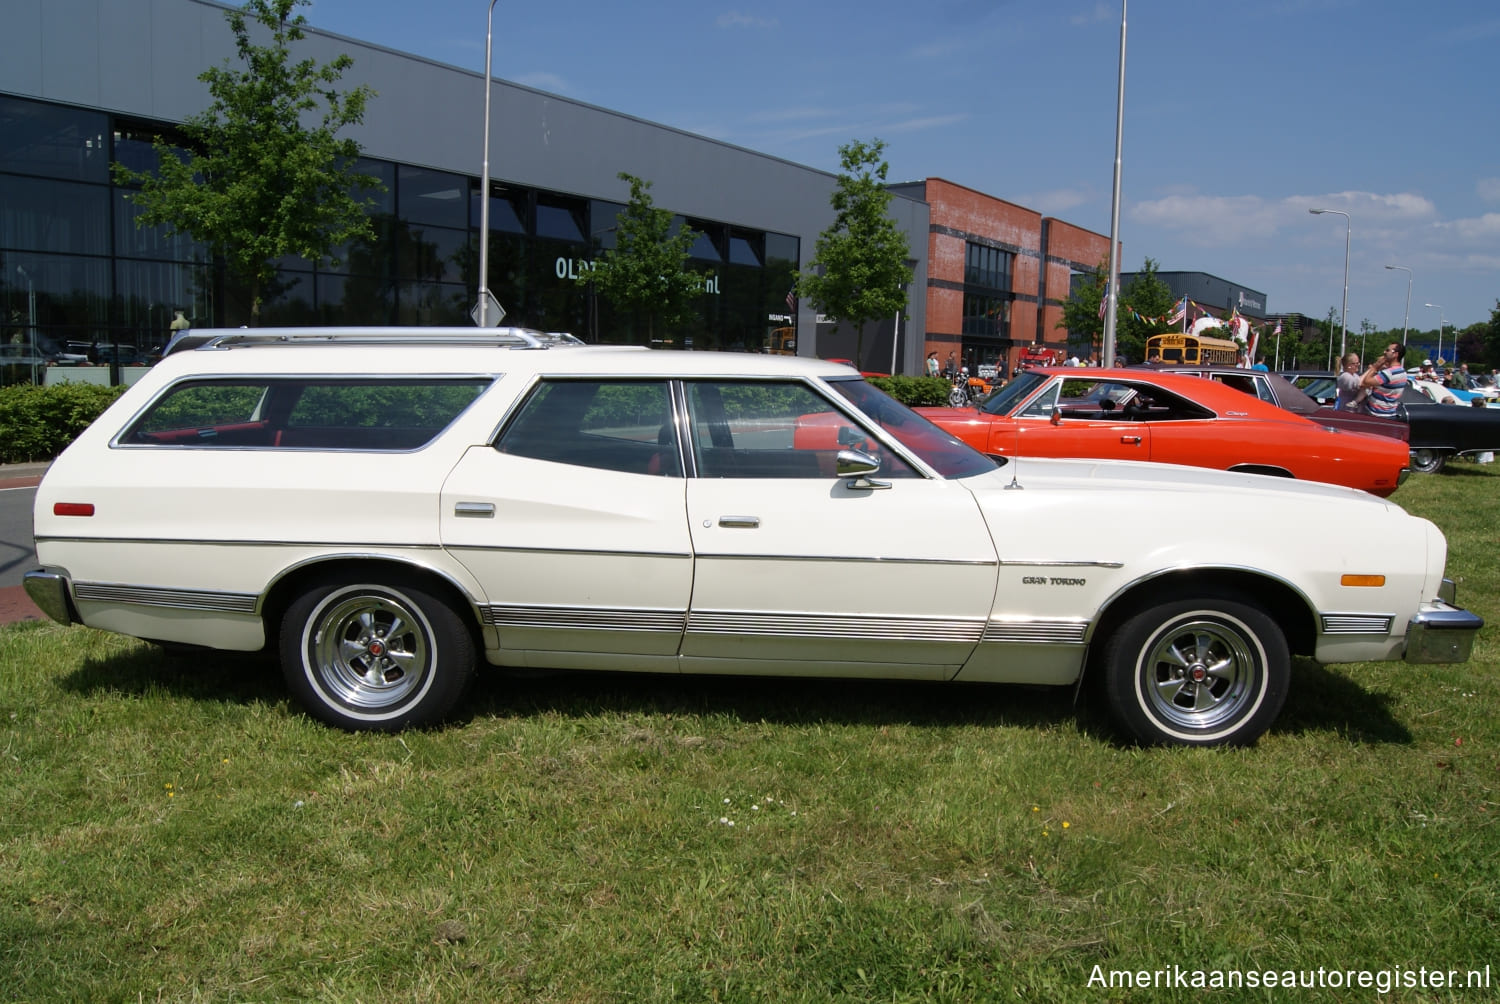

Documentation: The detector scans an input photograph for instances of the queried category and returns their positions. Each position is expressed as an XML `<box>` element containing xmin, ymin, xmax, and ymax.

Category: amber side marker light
<box><xmin>1340</xmin><ymin>574</ymin><xmax>1386</xmax><ymax>587</ymax></box>
<box><xmin>54</xmin><ymin>502</ymin><xmax>95</xmax><ymax>517</ymax></box>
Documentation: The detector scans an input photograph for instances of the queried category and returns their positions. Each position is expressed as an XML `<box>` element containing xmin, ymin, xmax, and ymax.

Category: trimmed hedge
<box><xmin>866</xmin><ymin>375</ymin><xmax>953</xmax><ymax>407</ymax></box>
<box><xmin>0</xmin><ymin>383</ymin><xmax>126</xmax><ymax>465</ymax></box>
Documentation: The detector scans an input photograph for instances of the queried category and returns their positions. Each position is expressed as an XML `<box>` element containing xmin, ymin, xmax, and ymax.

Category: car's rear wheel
<box><xmin>281</xmin><ymin>574</ymin><xmax>476</xmax><ymax>731</ymax></box>
<box><xmin>1409</xmin><ymin>448</ymin><xmax>1447</xmax><ymax>474</ymax></box>
<box><xmin>1101</xmin><ymin>590</ymin><xmax>1289</xmax><ymax>747</ymax></box>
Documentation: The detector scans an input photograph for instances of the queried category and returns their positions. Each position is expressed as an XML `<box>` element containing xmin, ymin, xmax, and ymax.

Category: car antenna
<box><xmin>1004</xmin><ymin>427</ymin><xmax>1024</xmax><ymax>490</ymax></box>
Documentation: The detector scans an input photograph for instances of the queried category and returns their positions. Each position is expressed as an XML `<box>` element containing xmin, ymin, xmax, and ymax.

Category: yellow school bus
<box><xmin>1145</xmin><ymin>332</ymin><xmax>1239</xmax><ymax>365</ymax></box>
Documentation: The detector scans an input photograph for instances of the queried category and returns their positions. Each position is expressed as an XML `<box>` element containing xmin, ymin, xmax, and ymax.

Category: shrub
<box><xmin>0</xmin><ymin>383</ymin><xmax>125</xmax><ymax>464</ymax></box>
<box><xmin>866</xmin><ymin>375</ymin><xmax>952</xmax><ymax>407</ymax></box>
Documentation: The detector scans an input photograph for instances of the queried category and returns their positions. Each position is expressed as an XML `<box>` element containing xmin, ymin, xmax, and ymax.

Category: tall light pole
<box><xmin>1425</xmin><ymin>303</ymin><xmax>1445</xmax><ymax>366</ymax></box>
<box><xmin>474</xmin><ymin>0</ymin><xmax>504</xmax><ymax>327</ymax></box>
<box><xmin>1309</xmin><ymin>208</ymin><xmax>1350</xmax><ymax>360</ymax></box>
<box><xmin>1100</xmin><ymin>0</ymin><xmax>1126</xmax><ymax>368</ymax></box>
<box><xmin>1384</xmin><ymin>264</ymin><xmax>1412</xmax><ymax>347</ymax></box>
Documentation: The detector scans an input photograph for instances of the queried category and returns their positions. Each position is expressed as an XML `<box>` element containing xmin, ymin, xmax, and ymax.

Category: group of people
<box><xmin>1335</xmin><ymin>343</ymin><xmax>1409</xmax><ymax>417</ymax></box>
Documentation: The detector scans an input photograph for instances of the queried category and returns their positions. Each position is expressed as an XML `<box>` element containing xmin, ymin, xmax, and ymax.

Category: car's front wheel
<box><xmin>280</xmin><ymin>575</ymin><xmax>476</xmax><ymax>731</ymax></box>
<box><xmin>1101</xmin><ymin>590</ymin><xmax>1290</xmax><ymax>747</ymax></box>
<box><xmin>1409</xmin><ymin>448</ymin><xmax>1448</xmax><ymax>474</ymax></box>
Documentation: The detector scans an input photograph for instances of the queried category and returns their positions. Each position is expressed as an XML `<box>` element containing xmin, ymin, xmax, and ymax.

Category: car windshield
<box><xmin>978</xmin><ymin>370</ymin><xmax>1049</xmax><ymax>416</ymax></box>
<box><xmin>826</xmin><ymin>378</ymin><xmax>997</xmax><ymax>479</ymax></box>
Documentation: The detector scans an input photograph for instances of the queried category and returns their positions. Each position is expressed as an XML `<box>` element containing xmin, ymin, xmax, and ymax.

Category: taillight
<box><xmin>53</xmin><ymin>502</ymin><xmax>95</xmax><ymax>517</ymax></box>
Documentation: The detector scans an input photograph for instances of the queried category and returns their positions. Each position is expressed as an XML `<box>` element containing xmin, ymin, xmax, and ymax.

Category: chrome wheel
<box><xmin>1409</xmin><ymin>448</ymin><xmax>1447</xmax><ymax>474</ymax></box>
<box><xmin>281</xmin><ymin>576</ymin><xmax>476</xmax><ymax>730</ymax></box>
<box><xmin>1138</xmin><ymin>617</ymin><xmax>1259</xmax><ymax>733</ymax></box>
<box><xmin>310</xmin><ymin>590</ymin><xmax>433</xmax><ymax>711</ymax></box>
<box><xmin>1102</xmin><ymin>591</ymin><xmax>1289</xmax><ymax>747</ymax></box>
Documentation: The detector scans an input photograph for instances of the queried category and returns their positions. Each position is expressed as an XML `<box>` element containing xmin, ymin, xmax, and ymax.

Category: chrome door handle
<box><xmin>1119</xmin><ymin>436</ymin><xmax>1142</xmax><ymax>445</ymax></box>
<box><xmin>454</xmin><ymin>502</ymin><xmax>495</xmax><ymax>518</ymax></box>
<box><xmin>718</xmin><ymin>515</ymin><xmax>761</xmax><ymax>528</ymax></box>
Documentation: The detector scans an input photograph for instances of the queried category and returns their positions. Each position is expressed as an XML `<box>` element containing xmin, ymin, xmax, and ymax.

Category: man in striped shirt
<box><xmin>1360</xmin><ymin>342</ymin><xmax>1409</xmax><ymax>417</ymax></box>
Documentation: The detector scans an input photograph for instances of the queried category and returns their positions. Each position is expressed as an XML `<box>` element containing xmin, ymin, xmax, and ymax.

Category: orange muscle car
<box><xmin>919</xmin><ymin>368</ymin><xmax>1410</xmax><ymax>497</ymax></box>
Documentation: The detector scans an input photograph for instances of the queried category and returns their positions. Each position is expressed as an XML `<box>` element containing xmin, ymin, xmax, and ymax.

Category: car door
<box><xmin>998</xmin><ymin>377</ymin><xmax>1152</xmax><ymax>462</ymax></box>
<box><xmin>679</xmin><ymin>379</ymin><xmax>998</xmax><ymax>680</ymax></box>
<box><xmin>439</xmin><ymin>378</ymin><xmax>691</xmax><ymax>671</ymax></box>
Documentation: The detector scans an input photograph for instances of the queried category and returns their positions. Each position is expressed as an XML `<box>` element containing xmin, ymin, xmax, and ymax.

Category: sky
<box><xmin>301</xmin><ymin>0</ymin><xmax>1499</xmax><ymax>336</ymax></box>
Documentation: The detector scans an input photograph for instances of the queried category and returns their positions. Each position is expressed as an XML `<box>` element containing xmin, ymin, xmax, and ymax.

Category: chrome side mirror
<box><xmin>835</xmin><ymin>448</ymin><xmax>890</xmax><ymax>490</ymax></box>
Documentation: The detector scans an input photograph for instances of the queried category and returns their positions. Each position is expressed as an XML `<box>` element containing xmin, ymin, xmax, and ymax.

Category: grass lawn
<box><xmin>2</xmin><ymin>464</ymin><xmax>1498</xmax><ymax>1002</ymax></box>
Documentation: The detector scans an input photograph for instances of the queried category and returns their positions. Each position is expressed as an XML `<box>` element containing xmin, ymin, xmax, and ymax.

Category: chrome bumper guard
<box><xmin>22</xmin><ymin>569</ymin><xmax>79</xmax><ymax>626</ymax></box>
<box><xmin>1405</xmin><ymin>581</ymin><xmax>1483</xmax><ymax>664</ymax></box>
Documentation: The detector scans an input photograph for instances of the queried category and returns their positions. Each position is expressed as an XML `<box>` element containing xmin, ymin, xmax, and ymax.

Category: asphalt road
<box><xmin>1</xmin><ymin>477</ymin><xmax>39</xmax><ymax>589</ymax></box>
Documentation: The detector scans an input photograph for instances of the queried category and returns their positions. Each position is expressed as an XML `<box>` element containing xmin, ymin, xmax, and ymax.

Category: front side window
<box><xmin>121</xmin><ymin>378</ymin><xmax>490</xmax><ymax>450</ymax></box>
<box><xmin>496</xmin><ymin>380</ymin><xmax>680</xmax><ymax>477</ymax></box>
<box><xmin>687</xmin><ymin>380</ymin><xmax>929</xmax><ymax>480</ymax></box>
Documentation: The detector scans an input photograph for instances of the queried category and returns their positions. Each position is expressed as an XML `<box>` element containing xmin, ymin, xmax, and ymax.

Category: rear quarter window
<box><xmin>120</xmin><ymin>378</ymin><xmax>492</xmax><ymax>451</ymax></box>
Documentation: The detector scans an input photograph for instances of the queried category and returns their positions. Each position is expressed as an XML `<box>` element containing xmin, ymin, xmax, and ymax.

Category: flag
<box><xmin>1098</xmin><ymin>285</ymin><xmax>1110</xmax><ymax>320</ymax></box>
<box><xmin>1273</xmin><ymin>321</ymin><xmax>1282</xmax><ymax>336</ymax></box>
<box><xmin>785</xmin><ymin>289</ymin><xmax>796</xmax><ymax>311</ymax></box>
<box><xmin>1167</xmin><ymin>297</ymin><xmax>1186</xmax><ymax>326</ymax></box>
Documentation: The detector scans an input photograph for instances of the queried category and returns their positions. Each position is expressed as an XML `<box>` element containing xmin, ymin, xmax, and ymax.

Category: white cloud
<box><xmin>1020</xmin><ymin>187</ymin><xmax>1092</xmax><ymax>215</ymax></box>
<box><xmin>1069</xmin><ymin>3</ymin><xmax>1114</xmax><ymax>26</ymax></box>
<box><xmin>1129</xmin><ymin>190</ymin><xmax>1439</xmax><ymax>246</ymax></box>
<box><xmin>1434</xmin><ymin>212</ymin><xmax>1500</xmax><ymax>247</ymax></box>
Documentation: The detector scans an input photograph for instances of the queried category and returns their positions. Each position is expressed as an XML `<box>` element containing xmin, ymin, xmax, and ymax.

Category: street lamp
<box><xmin>1309</xmin><ymin>208</ymin><xmax>1350</xmax><ymax>360</ymax></box>
<box><xmin>1384</xmin><ymin>264</ymin><xmax>1412</xmax><ymax>346</ymax></box>
<box><xmin>1425</xmin><ymin>303</ymin><xmax>1445</xmax><ymax>366</ymax></box>
<box><xmin>475</xmin><ymin>0</ymin><xmax>504</xmax><ymax>327</ymax></box>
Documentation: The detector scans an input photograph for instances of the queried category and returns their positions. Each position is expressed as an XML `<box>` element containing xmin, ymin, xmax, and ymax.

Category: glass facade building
<box><xmin>0</xmin><ymin>92</ymin><xmax>801</xmax><ymax>382</ymax></box>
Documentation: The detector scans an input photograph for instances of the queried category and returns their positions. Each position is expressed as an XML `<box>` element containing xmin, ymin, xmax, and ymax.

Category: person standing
<box><xmin>926</xmin><ymin>351</ymin><xmax>939</xmax><ymax>378</ymax></box>
<box><xmin>1335</xmin><ymin>353</ymin><xmax>1365</xmax><ymax>411</ymax></box>
<box><xmin>1360</xmin><ymin>342</ymin><xmax>1408</xmax><ymax>418</ymax></box>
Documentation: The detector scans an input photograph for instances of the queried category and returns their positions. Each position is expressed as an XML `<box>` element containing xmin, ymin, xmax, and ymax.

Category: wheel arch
<box><xmin>259</xmin><ymin>555</ymin><xmax>485</xmax><ymax>656</ymax></box>
<box><xmin>1087</xmin><ymin>567</ymin><xmax>1317</xmax><ymax>671</ymax></box>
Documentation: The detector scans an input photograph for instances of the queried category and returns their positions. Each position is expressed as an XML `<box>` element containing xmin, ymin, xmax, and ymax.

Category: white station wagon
<box><xmin>24</xmin><ymin>327</ymin><xmax>1482</xmax><ymax>746</ymax></box>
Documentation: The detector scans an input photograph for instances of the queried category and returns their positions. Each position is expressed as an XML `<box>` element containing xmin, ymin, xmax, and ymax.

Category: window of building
<box><xmin>397</xmin><ymin>165</ymin><xmax>469</xmax><ymax>229</ymax></box>
<box><xmin>470</xmin><ymin>180</ymin><xmax>526</xmax><ymax>234</ymax></box>
<box><xmin>965</xmin><ymin>242</ymin><xmax>1012</xmax><ymax>291</ymax></box>
<box><xmin>0</xmin><ymin>96</ymin><xmax>109</xmax><ymax>183</ymax></box>
<box><xmin>962</xmin><ymin>294</ymin><xmax>1011</xmax><ymax>338</ymax></box>
<box><xmin>535</xmin><ymin>195</ymin><xmax>586</xmax><ymax>242</ymax></box>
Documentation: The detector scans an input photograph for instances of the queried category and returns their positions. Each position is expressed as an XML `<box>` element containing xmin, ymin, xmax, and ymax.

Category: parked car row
<box><xmin>1284</xmin><ymin>371</ymin><xmax>1500</xmax><ymax>474</ymax></box>
<box><xmin>22</xmin><ymin>327</ymin><xmax>1482</xmax><ymax>749</ymax></box>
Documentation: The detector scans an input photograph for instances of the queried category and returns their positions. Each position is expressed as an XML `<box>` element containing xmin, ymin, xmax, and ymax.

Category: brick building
<box><xmin>892</xmin><ymin>178</ymin><xmax>1114</xmax><ymax>379</ymax></box>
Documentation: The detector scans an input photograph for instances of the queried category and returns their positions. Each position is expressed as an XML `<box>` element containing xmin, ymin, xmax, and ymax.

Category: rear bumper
<box><xmin>22</xmin><ymin>569</ymin><xmax>78</xmax><ymax>626</ymax></box>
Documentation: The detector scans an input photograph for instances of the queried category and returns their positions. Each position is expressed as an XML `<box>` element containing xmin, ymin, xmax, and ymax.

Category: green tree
<box><xmin>577</xmin><ymin>173</ymin><xmax>702</xmax><ymax>343</ymax></box>
<box><xmin>797</xmin><ymin>139</ymin><xmax>912</xmax><ymax>369</ymax></box>
<box><xmin>1482</xmin><ymin>300</ymin><xmax>1500</xmax><ymax>370</ymax></box>
<box><xmin>1116</xmin><ymin>257</ymin><xmax>1175</xmax><ymax>365</ymax></box>
<box><xmin>1057</xmin><ymin>259</ymin><xmax>1109</xmax><ymax>357</ymax></box>
<box><xmin>111</xmin><ymin>0</ymin><xmax>380</xmax><ymax>326</ymax></box>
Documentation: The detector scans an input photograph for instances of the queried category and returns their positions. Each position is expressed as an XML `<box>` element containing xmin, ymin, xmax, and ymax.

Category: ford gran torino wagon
<box><xmin>23</xmin><ymin>327</ymin><xmax>1482</xmax><ymax>746</ymax></box>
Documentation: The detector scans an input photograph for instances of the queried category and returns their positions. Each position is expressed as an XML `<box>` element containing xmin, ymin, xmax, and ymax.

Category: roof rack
<box><xmin>177</xmin><ymin>326</ymin><xmax>584</xmax><ymax>353</ymax></box>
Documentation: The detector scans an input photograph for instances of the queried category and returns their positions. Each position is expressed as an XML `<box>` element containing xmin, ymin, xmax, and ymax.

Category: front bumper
<box><xmin>1405</xmin><ymin>579</ymin><xmax>1483</xmax><ymax>663</ymax></box>
<box><xmin>22</xmin><ymin>569</ymin><xmax>79</xmax><ymax>626</ymax></box>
